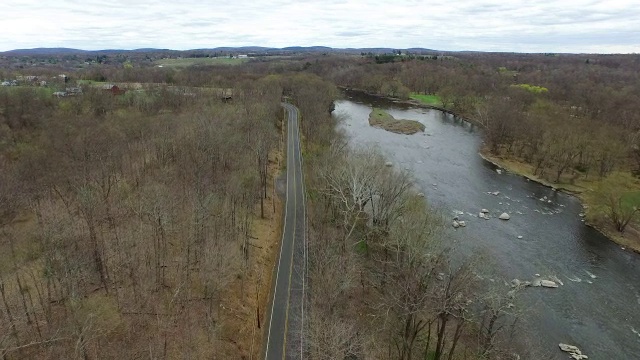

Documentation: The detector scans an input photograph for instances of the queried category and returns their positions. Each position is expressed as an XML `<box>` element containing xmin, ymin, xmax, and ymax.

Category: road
<box><xmin>264</xmin><ymin>103</ymin><xmax>307</xmax><ymax>360</ymax></box>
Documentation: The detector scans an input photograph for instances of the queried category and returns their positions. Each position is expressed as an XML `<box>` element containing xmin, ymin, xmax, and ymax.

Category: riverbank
<box><xmin>340</xmin><ymin>86</ymin><xmax>481</xmax><ymax>127</ymax></box>
<box><xmin>342</xmin><ymin>87</ymin><xmax>640</xmax><ymax>254</ymax></box>
<box><xmin>335</xmin><ymin>91</ymin><xmax>640</xmax><ymax>359</ymax></box>
<box><xmin>479</xmin><ymin>148</ymin><xmax>640</xmax><ymax>254</ymax></box>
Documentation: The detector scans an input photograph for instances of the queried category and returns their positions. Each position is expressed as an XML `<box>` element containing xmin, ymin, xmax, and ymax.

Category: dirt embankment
<box><xmin>224</xmin><ymin>147</ymin><xmax>284</xmax><ymax>358</ymax></box>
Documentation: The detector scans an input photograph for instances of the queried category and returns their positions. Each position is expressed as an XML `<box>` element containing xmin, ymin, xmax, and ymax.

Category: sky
<box><xmin>1</xmin><ymin>0</ymin><xmax>639</xmax><ymax>53</ymax></box>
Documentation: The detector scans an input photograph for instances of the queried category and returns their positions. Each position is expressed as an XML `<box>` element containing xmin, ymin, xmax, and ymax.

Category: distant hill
<box><xmin>0</xmin><ymin>46</ymin><xmax>441</xmax><ymax>56</ymax></box>
<box><xmin>1</xmin><ymin>47</ymin><xmax>90</xmax><ymax>55</ymax></box>
<box><xmin>281</xmin><ymin>46</ymin><xmax>334</xmax><ymax>52</ymax></box>
<box><xmin>195</xmin><ymin>46</ymin><xmax>273</xmax><ymax>53</ymax></box>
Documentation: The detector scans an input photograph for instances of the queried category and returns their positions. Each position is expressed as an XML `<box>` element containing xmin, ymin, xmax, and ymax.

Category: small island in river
<box><xmin>368</xmin><ymin>108</ymin><xmax>425</xmax><ymax>135</ymax></box>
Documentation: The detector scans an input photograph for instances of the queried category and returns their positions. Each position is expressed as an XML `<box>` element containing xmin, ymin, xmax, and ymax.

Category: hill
<box><xmin>0</xmin><ymin>46</ymin><xmax>439</xmax><ymax>56</ymax></box>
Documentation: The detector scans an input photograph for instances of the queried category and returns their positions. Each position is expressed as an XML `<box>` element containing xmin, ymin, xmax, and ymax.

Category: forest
<box><xmin>1</xmin><ymin>50</ymin><xmax>640</xmax><ymax>359</ymax></box>
<box><xmin>0</xmin><ymin>65</ymin><xmax>290</xmax><ymax>358</ymax></box>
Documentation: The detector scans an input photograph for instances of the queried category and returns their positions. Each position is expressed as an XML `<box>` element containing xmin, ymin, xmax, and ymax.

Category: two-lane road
<box><xmin>264</xmin><ymin>103</ymin><xmax>307</xmax><ymax>360</ymax></box>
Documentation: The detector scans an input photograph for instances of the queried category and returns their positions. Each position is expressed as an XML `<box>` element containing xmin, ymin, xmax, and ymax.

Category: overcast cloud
<box><xmin>1</xmin><ymin>0</ymin><xmax>638</xmax><ymax>53</ymax></box>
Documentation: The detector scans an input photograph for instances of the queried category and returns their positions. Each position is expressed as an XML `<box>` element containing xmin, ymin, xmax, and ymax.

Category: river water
<box><xmin>333</xmin><ymin>91</ymin><xmax>640</xmax><ymax>359</ymax></box>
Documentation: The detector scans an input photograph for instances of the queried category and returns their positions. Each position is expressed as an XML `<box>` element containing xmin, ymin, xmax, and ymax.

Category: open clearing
<box><xmin>410</xmin><ymin>92</ymin><xmax>441</xmax><ymax>106</ymax></box>
<box><xmin>155</xmin><ymin>57</ymin><xmax>249</xmax><ymax>67</ymax></box>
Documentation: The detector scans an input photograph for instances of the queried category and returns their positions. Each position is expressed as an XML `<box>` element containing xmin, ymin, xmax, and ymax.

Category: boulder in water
<box><xmin>540</xmin><ymin>280</ymin><xmax>558</xmax><ymax>288</ymax></box>
<box><xmin>385</xmin><ymin>161</ymin><xmax>393</xmax><ymax>167</ymax></box>
<box><xmin>558</xmin><ymin>344</ymin><xmax>587</xmax><ymax>359</ymax></box>
<box><xmin>481</xmin><ymin>209</ymin><xmax>489</xmax><ymax>213</ymax></box>
<box><xmin>452</xmin><ymin>220</ymin><xmax>460</xmax><ymax>228</ymax></box>
<box><xmin>499</xmin><ymin>212</ymin><xmax>510</xmax><ymax>220</ymax></box>
<box><xmin>458</xmin><ymin>221</ymin><xmax>466</xmax><ymax>227</ymax></box>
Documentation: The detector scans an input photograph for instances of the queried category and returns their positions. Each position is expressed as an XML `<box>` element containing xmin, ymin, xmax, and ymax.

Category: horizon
<box><xmin>2</xmin><ymin>45</ymin><xmax>637</xmax><ymax>56</ymax></box>
<box><xmin>1</xmin><ymin>0</ymin><xmax>639</xmax><ymax>54</ymax></box>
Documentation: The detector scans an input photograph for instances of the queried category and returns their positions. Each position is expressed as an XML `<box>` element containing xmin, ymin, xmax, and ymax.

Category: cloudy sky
<box><xmin>1</xmin><ymin>0</ymin><xmax>638</xmax><ymax>53</ymax></box>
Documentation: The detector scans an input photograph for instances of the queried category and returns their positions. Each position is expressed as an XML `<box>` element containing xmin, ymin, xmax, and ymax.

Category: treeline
<box><xmin>74</xmin><ymin>59</ymin><xmax>310</xmax><ymax>87</ymax></box>
<box><xmin>0</xmin><ymin>72</ymin><xmax>285</xmax><ymax>357</ymax></box>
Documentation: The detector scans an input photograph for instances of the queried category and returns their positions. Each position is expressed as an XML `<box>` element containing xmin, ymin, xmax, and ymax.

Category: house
<box><xmin>16</xmin><ymin>75</ymin><xmax>37</xmax><ymax>82</ymax></box>
<box><xmin>53</xmin><ymin>91</ymin><xmax>67</xmax><ymax>97</ymax></box>
<box><xmin>1</xmin><ymin>81</ymin><xmax>10</xmax><ymax>86</ymax></box>
<box><xmin>65</xmin><ymin>87</ymin><xmax>83</xmax><ymax>95</ymax></box>
<box><xmin>101</xmin><ymin>84</ymin><xmax>126</xmax><ymax>95</ymax></box>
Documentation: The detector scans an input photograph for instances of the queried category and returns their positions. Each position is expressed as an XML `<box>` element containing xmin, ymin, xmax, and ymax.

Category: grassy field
<box><xmin>0</xmin><ymin>86</ymin><xmax>55</xmax><ymax>96</ymax></box>
<box><xmin>410</xmin><ymin>93</ymin><xmax>442</xmax><ymax>106</ymax></box>
<box><xmin>76</xmin><ymin>79</ymin><xmax>110</xmax><ymax>85</ymax></box>
<box><xmin>155</xmin><ymin>57</ymin><xmax>249</xmax><ymax>67</ymax></box>
<box><xmin>369</xmin><ymin>108</ymin><xmax>425</xmax><ymax>134</ymax></box>
<box><xmin>621</xmin><ymin>191</ymin><xmax>640</xmax><ymax>209</ymax></box>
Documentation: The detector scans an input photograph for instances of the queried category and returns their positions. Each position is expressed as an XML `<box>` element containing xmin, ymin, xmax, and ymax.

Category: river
<box><xmin>333</xmin><ymin>90</ymin><xmax>640</xmax><ymax>359</ymax></box>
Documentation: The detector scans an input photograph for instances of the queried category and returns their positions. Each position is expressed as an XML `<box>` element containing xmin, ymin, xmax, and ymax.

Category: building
<box><xmin>101</xmin><ymin>84</ymin><xmax>126</xmax><ymax>95</ymax></box>
<box><xmin>65</xmin><ymin>87</ymin><xmax>83</xmax><ymax>95</ymax></box>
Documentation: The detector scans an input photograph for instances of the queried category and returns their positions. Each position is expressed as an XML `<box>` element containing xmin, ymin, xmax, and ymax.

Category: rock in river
<box><xmin>499</xmin><ymin>212</ymin><xmax>511</xmax><ymax>220</ymax></box>
<box><xmin>558</xmin><ymin>343</ymin><xmax>588</xmax><ymax>359</ymax></box>
<box><xmin>540</xmin><ymin>280</ymin><xmax>559</xmax><ymax>288</ymax></box>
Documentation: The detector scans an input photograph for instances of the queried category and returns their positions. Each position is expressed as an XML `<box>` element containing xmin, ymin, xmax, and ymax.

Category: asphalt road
<box><xmin>264</xmin><ymin>103</ymin><xmax>307</xmax><ymax>360</ymax></box>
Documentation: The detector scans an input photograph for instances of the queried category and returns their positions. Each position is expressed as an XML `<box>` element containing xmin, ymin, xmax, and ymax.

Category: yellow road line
<box><xmin>282</xmin><ymin>109</ymin><xmax>297</xmax><ymax>359</ymax></box>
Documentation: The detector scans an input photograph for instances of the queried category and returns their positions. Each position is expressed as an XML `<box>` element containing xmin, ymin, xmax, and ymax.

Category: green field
<box><xmin>621</xmin><ymin>191</ymin><xmax>640</xmax><ymax>209</ymax></box>
<box><xmin>76</xmin><ymin>80</ymin><xmax>109</xmax><ymax>85</ymax></box>
<box><xmin>410</xmin><ymin>93</ymin><xmax>441</xmax><ymax>106</ymax></box>
<box><xmin>0</xmin><ymin>86</ymin><xmax>55</xmax><ymax>96</ymax></box>
<box><xmin>155</xmin><ymin>57</ymin><xmax>249</xmax><ymax>67</ymax></box>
